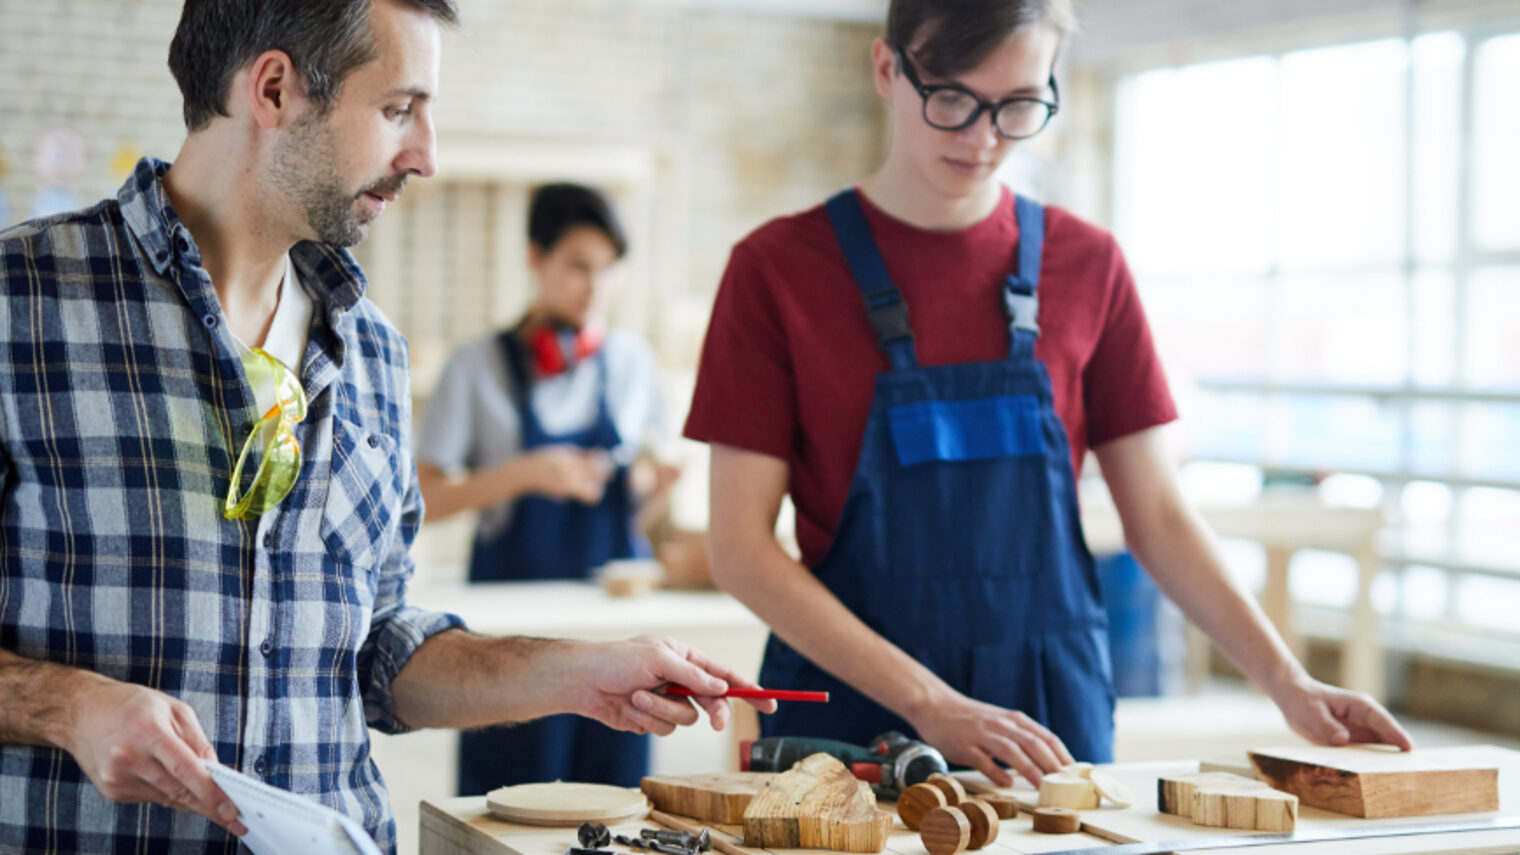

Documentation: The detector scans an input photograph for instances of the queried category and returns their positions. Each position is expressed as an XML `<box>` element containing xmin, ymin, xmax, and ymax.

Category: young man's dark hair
<box><xmin>886</xmin><ymin>0</ymin><xmax>1076</xmax><ymax>77</ymax></box>
<box><xmin>528</xmin><ymin>183</ymin><xmax>630</xmax><ymax>259</ymax></box>
<box><xmin>168</xmin><ymin>0</ymin><xmax>460</xmax><ymax>131</ymax></box>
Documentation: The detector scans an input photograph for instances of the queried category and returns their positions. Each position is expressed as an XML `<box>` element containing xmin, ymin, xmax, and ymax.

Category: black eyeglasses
<box><xmin>894</xmin><ymin>46</ymin><xmax>1060</xmax><ymax>141</ymax></box>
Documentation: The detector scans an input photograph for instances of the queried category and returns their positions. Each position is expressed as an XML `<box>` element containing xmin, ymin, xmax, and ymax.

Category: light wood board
<box><xmin>954</xmin><ymin>745</ymin><xmax>1520</xmax><ymax>852</ymax></box>
<box><xmin>485</xmin><ymin>782</ymin><xmax>651</xmax><ymax>826</ymax></box>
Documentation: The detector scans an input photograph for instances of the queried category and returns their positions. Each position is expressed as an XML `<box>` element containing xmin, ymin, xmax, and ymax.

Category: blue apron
<box><xmin>756</xmin><ymin>190</ymin><xmax>1116</xmax><ymax>763</ymax></box>
<box><xmin>457</xmin><ymin>332</ymin><xmax>651</xmax><ymax>795</ymax></box>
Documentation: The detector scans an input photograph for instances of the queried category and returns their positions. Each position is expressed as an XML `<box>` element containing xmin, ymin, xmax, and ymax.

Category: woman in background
<box><xmin>418</xmin><ymin>183</ymin><xmax>676</xmax><ymax>793</ymax></box>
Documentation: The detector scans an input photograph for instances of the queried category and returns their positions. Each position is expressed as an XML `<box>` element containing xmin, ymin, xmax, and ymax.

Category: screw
<box><xmin>640</xmin><ymin>829</ymin><xmax>709</xmax><ymax>851</ymax></box>
<box><xmin>579</xmin><ymin>824</ymin><xmax>612</xmax><ymax>849</ymax></box>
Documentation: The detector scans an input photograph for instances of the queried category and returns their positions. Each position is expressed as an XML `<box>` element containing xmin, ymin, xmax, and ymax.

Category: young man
<box><xmin>0</xmin><ymin>2</ymin><xmax>768</xmax><ymax>852</ymax></box>
<box><xmin>687</xmin><ymin>0</ymin><xmax>1411</xmax><ymax>790</ymax></box>
<box><xmin>418</xmin><ymin>183</ymin><xmax>678</xmax><ymax>793</ymax></box>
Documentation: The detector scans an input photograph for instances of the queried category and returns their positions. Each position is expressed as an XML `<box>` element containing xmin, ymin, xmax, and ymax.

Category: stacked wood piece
<box><xmin>641</xmin><ymin>772</ymin><xmax>774</xmax><ymax>824</ymax></box>
<box><xmin>742</xmin><ymin>753</ymin><xmax>894</xmax><ymax>853</ymax></box>
<box><xmin>1157</xmin><ymin>772</ymin><xmax>1297</xmax><ymax>832</ymax></box>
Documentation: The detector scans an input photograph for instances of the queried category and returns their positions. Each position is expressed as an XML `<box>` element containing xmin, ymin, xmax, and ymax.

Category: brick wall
<box><xmin>0</xmin><ymin>0</ymin><xmax>886</xmax><ymax>384</ymax></box>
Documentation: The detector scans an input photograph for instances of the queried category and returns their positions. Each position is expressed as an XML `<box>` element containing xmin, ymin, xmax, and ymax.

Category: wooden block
<box><xmin>485</xmin><ymin>783</ymin><xmax>650</xmax><ymax>826</ymax></box>
<box><xmin>896</xmin><ymin>783</ymin><xmax>948</xmax><ymax>831</ymax></box>
<box><xmin>1036</xmin><ymin>772</ymin><xmax>1099</xmax><ymax>810</ymax></box>
<box><xmin>956</xmin><ymin>799</ymin><xmax>999</xmax><ymax>849</ymax></box>
<box><xmin>918</xmin><ymin>806</ymin><xmax>970</xmax><ymax>855</ymax></box>
<box><xmin>1192</xmin><ymin>786</ymin><xmax>1298</xmax><ymax>831</ymax></box>
<box><xmin>1249</xmin><ymin>745</ymin><xmax>1500</xmax><ymax>818</ymax></box>
<box><xmin>1030</xmin><ymin>807</ymin><xmax>1081</xmax><ymax>834</ymax></box>
<box><xmin>1157</xmin><ymin>773</ymin><xmax>1269</xmax><ymax>819</ymax></box>
<box><xmin>640</xmin><ymin>773</ymin><xmax>773</xmax><ymax>824</ymax></box>
<box><xmin>970</xmin><ymin>793</ymin><xmax>1017</xmax><ymax>820</ymax></box>
<box><xmin>742</xmin><ymin>753</ymin><xmax>894</xmax><ymax>852</ymax></box>
<box><xmin>926</xmin><ymin>774</ymin><xmax>967</xmax><ymax>805</ymax></box>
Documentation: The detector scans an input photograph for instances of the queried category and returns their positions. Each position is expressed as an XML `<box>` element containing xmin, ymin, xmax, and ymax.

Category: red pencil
<box><xmin>664</xmin><ymin>686</ymin><xmax>829</xmax><ymax>702</ymax></box>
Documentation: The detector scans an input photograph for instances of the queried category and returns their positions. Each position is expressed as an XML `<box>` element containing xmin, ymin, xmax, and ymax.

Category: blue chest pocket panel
<box><xmin>888</xmin><ymin>395</ymin><xmax>1045</xmax><ymax>467</ymax></box>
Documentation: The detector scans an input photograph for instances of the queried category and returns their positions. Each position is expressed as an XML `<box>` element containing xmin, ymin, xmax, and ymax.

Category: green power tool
<box><xmin>739</xmin><ymin>731</ymin><xmax>948</xmax><ymax>798</ymax></box>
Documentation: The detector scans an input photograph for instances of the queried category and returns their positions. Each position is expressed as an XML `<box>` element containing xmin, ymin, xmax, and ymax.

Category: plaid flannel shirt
<box><xmin>0</xmin><ymin>158</ymin><xmax>464</xmax><ymax>854</ymax></box>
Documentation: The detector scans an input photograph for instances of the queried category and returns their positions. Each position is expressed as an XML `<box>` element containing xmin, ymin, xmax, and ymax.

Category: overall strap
<box><xmin>825</xmin><ymin>189</ymin><xmax>919</xmax><ymax>371</ymax></box>
<box><xmin>1004</xmin><ymin>195</ymin><xmax>1045</xmax><ymax>360</ymax></box>
<box><xmin>497</xmin><ymin>330</ymin><xmax>546</xmax><ymax>442</ymax></box>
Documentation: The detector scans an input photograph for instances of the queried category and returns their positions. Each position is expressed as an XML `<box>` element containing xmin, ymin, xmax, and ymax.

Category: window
<box><xmin>1115</xmin><ymin>27</ymin><xmax>1520</xmax><ymax>645</ymax></box>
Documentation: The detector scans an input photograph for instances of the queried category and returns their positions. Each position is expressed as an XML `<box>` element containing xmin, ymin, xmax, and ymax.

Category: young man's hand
<box><xmin>561</xmin><ymin>635</ymin><xmax>778</xmax><ymax>736</ymax></box>
<box><xmin>63</xmin><ymin>676</ymin><xmax>247</xmax><ymax>836</ymax></box>
<box><xmin>520</xmin><ymin>446</ymin><xmax>614</xmax><ymax>504</ymax></box>
<box><xmin>1270</xmin><ymin>674</ymin><xmax>1415</xmax><ymax>751</ymax></box>
<box><xmin>907</xmin><ymin>690</ymin><xmax>1074</xmax><ymax>787</ymax></box>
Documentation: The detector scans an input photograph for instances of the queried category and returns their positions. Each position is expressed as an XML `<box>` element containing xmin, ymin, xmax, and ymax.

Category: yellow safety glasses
<box><xmin>224</xmin><ymin>346</ymin><xmax>308</xmax><ymax>520</ymax></box>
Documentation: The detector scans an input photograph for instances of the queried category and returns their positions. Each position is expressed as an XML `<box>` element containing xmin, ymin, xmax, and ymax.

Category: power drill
<box><xmin>739</xmin><ymin>731</ymin><xmax>948</xmax><ymax>798</ymax></box>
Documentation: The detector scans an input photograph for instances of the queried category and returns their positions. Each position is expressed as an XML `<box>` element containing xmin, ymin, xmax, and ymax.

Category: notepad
<box><xmin>206</xmin><ymin>761</ymin><xmax>384</xmax><ymax>855</ymax></box>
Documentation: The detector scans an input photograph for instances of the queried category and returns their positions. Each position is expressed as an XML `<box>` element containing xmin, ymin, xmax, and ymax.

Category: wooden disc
<box><xmin>926</xmin><ymin>773</ymin><xmax>967</xmax><ymax>805</ymax></box>
<box><xmin>919</xmin><ymin>806</ymin><xmax>971</xmax><ymax>855</ymax></box>
<box><xmin>485</xmin><ymin>782</ymin><xmax>650</xmax><ymax>826</ymax></box>
<box><xmin>957</xmin><ymin>799</ymin><xmax>999</xmax><ymax>849</ymax></box>
<box><xmin>897</xmin><ymin>782</ymin><xmax>948</xmax><ymax>831</ymax></box>
<box><xmin>1090</xmin><ymin>769</ymin><xmax>1135</xmax><ymax>809</ymax></box>
<box><xmin>971</xmin><ymin>794</ymin><xmax>1018</xmax><ymax>820</ymax></box>
<box><xmin>1031</xmin><ymin>807</ymin><xmax>1081</xmax><ymax>835</ymax></box>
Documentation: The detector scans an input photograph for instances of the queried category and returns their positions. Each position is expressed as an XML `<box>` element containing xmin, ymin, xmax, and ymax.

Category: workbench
<box><xmin>370</xmin><ymin>582</ymin><xmax>771</xmax><ymax>855</ymax></box>
<box><xmin>417</xmin><ymin>750</ymin><xmax>1520</xmax><ymax>855</ymax></box>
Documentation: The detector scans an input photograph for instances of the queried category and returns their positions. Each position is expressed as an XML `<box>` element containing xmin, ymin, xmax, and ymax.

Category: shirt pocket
<box><xmin>321</xmin><ymin>418</ymin><xmax>406</xmax><ymax>573</ymax></box>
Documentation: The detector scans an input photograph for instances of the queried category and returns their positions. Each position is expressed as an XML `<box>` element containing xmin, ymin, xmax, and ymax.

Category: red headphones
<box><xmin>528</xmin><ymin>321</ymin><xmax>605</xmax><ymax>377</ymax></box>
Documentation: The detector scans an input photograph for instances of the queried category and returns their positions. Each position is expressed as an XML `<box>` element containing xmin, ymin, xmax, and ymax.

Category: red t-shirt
<box><xmin>684</xmin><ymin>187</ymin><xmax>1177</xmax><ymax>568</ymax></box>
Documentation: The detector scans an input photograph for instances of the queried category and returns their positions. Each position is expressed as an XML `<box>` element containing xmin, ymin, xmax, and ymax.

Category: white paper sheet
<box><xmin>206</xmin><ymin>762</ymin><xmax>384</xmax><ymax>855</ymax></box>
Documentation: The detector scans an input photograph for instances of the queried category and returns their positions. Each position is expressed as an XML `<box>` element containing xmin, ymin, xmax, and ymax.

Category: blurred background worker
<box><xmin>417</xmin><ymin>182</ymin><xmax>679</xmax><ymax>793</ymax></box>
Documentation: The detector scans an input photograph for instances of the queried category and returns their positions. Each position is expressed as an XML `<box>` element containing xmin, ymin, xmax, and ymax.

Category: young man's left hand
<box><xmin>563</xmin><ymin>635</ymin><xmax>778</xmax><ymax>736</ymax></box>
<box><xmin>1272</xmin><ymin>674</ymin><xmax>1415</xmax><ymax>750</ymax></box>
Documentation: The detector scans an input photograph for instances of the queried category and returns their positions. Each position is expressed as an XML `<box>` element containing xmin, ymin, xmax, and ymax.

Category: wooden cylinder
<box><xmin>1031</xmin><ymin>807</ymin><xmax>1081</xmax><ymax>835</ymax></box>
<box><xmin>897</xmin><ymin>783</ymin><xmax>948</xmax><ymax>831</ymax></box>
<box><xmin>925</xmin><ymin>774</ymin><xmax>967</xmax><ymax>805</ymax></box>
<box><xmin>919</xmin><ymin>806</ymin><xmax>971</xmax><ymax>855</ymax></box>
<box><xmin>971</xmin><ymin>794</ymin><xmax>1018</xmax><ymax>820</ymax></box>
<box><xmin>958</xmin><ymin>799</ymin><xmax>999</xmax><ymax>849</ymax></box>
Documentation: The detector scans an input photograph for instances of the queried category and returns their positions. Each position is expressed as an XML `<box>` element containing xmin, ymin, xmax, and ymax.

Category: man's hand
<box><xmin>1271</xmin><ymin>674</ymin><xmax>1415</xmax><ymax>751</ymax></box>
<box><xmin>63</xmin><ymin>677</ymin><xmax>247</xmax><ymax>836</ymax></box>
<box><xmin>908</xmin><ymin>691</ymin><xmax>1075</xmax><ymax>787</ymax></box>
<box><xmin>520</xmin><ymin>446</ymin><xmax>614</xmax><ymax>504</ymax></box>
<box><xmin>562</xmin><ymin>635</ymin><xmax>778</xmax><ymax>736</ymax></box>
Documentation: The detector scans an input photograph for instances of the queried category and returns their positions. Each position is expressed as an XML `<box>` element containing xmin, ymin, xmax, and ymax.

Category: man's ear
<box><xmin>244</xmin><ymin>49</ymin><xmax>303</xmax><ymax>130</ymax></box>
<box><xmin>870</xmin><ymin>37</ymin><xmax>897</xmax><ymax>99</ymax></box>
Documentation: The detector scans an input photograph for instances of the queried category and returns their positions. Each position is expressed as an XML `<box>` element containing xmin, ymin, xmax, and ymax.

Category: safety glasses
<box><xmin>224</xmin><ymin>347</ymin><xmax>308</xmax><ymax>520</ymax></box>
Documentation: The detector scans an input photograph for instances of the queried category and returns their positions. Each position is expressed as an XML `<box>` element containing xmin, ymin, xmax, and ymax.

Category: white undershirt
<box><xmin>234</xmin><ymin>253</ymin><xmax>314</xmax><ymax>415</ymax></box>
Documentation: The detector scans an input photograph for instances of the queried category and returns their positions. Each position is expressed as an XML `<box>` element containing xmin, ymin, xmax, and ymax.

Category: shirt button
<box><xmin>253</xmin><ymin>758</ymin><xmax>266</xmax><ymax>775</ymax></box>
<box><xmin>263</xmin><ymin>531</ymin><xmax>274</xmax><ymax>548</ymax></box>
<box><xmin>367</xmin><ymin>434</ymin><xmax>380</xmax><ymax>449</ymax></box>
<box><xmin>176</xmin><ymin>235</ymin><xmax>191</xmax><ymax>254</ymax></box>
<box><xmin>260</xmin><ymin>638</ymin><xmax>273</xmax><ymax>657</ymax></box>
<box><xmin>154</xmin><ymin>250</ymin><xmax>168</xmax><ymax>265</ymax></box>
<box><xmin>202</xmin><ymin>314</ymin><xmax>218</xmax><ymax>329</ymax></box>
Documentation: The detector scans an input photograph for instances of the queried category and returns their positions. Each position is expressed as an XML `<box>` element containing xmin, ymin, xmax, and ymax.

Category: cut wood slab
<box><xmin>641</xmin><ymin>772</ymin><xmax>775</xmax><ymax>824</ymax></box>
<box><xmin>1249</xmin><ymin>745</ymin><xmax>1499</xmax><ymax>818</ymax></box>
<box><xmin>1157</xmin><ymin>773</ymin><xmax>1270</xmax><ymax>819</ymax></box>
<box><xmin>742</xmin><ymin>753</ymin><xmax>894</xmax><ymax>852</ymax></box>
<box><xmin>485</xmin><ymin>782</ymin><xmax>650</xmax><ymax>826</ymax></box>
<box><xmin>1192</xmin><ymin>784</ymin><xmax>1297</xmax><ymax>831</ymax></box>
